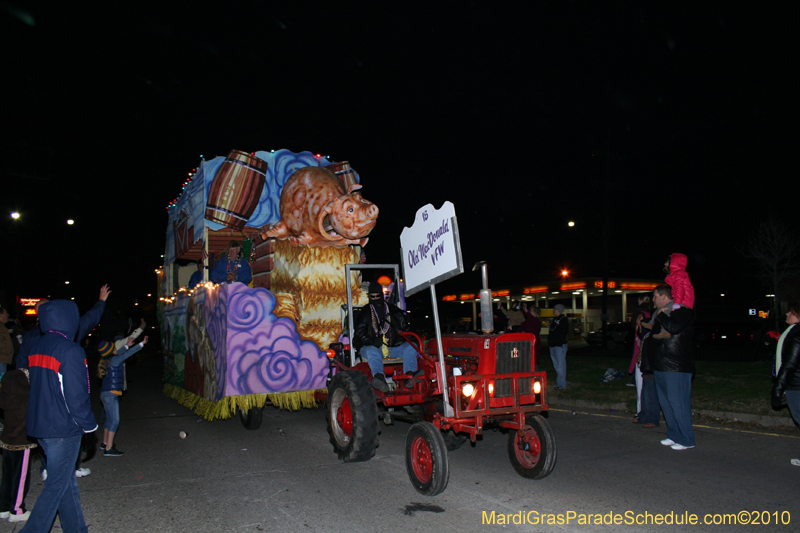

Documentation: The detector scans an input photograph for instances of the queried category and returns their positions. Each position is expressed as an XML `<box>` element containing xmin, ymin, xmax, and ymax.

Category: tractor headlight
<box><xmin>462</xmin><ymin>383</ymin><xmax>475</xmax><ymax>397</ymax></box>
<box><xmin>533</xmin><ymin>380</ymin><xmax>542</xmax><ymax>394</ymax></box>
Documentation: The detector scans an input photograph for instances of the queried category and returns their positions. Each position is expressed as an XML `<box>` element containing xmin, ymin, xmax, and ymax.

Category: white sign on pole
<box><xmin>400</xmin><ymin>201</ymin><xmax>463</xmax><ymax>297</ymax></box>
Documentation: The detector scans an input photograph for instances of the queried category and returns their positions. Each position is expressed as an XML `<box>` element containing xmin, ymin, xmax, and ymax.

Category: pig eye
<box><xmin>348</xmin><ymin>207</ymin><xmax>354</xmax><ymax>213</ymax></box>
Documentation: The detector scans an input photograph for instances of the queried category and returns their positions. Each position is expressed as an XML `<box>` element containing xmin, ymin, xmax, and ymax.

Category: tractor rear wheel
<box><xmin>326</xmin><ymin>370</ymin><xmax>379</xmax><ymax>462</ymax></box>
<box><xmin>507</xmin><ymin>414</ymin><xmax>557</xmax><ymax>479</ymax></box>
<box><xmin>239</xmin><ymin>406</ymin><xmax>263</xmax><ymax>430</ymax></box>
<box><xmin>406</xmin><ymin>421</ymin><xmax>450</xmax><ymax>495</ymax></box>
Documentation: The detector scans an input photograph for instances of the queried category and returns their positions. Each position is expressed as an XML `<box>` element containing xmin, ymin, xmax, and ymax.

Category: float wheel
<box><xmin>239</xmin><ymin>406</ymin><xmax>263</xmax><ymax>430</ymax></box>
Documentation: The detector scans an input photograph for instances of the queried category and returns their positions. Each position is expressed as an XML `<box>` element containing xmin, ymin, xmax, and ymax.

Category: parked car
<box><xmin>694</xmin><ymin>320</ymin><xmax>774</xmax><ymax>351</ymax></box>
<box><xmin>586</xmin><ymin>322</ymin><xmax>632</xmax><ymax>350</ymax></box>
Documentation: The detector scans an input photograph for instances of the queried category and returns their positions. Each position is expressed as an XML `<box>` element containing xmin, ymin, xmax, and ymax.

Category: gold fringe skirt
<box><xmin>162</xmin><ymin>384</ymin><xmax>323</xmax><ymax>421</ymax></box>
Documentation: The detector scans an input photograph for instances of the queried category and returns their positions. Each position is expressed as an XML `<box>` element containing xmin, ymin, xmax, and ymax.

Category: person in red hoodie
<box><xmin>664</xmin><ymin>253</ymin><xmax>695</xmax><ymax>309</ymax></box>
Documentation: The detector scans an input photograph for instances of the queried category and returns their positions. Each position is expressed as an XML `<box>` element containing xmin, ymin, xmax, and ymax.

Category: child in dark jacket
<box><xmin>0</xmin><ymin>368</ymin><xmax>37</xmax><ymax>523</ymax></box>
<box><xmin>97</xmin><ymin>336</ymin><xmax>148</xmax><ymax>456</ymax></box>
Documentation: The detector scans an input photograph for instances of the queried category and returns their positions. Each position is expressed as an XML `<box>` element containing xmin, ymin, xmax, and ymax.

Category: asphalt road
<box><xmin>3</xmin><ymin>349</ymin><xmax>798</xmax><ymax>533</ymax></box>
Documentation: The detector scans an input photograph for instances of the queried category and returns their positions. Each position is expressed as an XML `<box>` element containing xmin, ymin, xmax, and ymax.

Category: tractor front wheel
<box><xmin>507</xmin><ymin>414</ymin><xmax>557</xmax><ymax>479</ymax></box>
<box><xmin>406</xmin><ymin>421</ymin><xmax>450</xmax><ymax>496</ymax></box>
<box><xmin>326</xmin><ymin>370</ymin><xmax>379</xmax><ymax>462</ymax></box>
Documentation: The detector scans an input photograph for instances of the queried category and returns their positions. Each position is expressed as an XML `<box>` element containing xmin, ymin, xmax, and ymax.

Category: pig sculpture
<box><xmin>260</xmin><ymin>166</ymin><xmax>379</xmax><ymax>247</ymax></box>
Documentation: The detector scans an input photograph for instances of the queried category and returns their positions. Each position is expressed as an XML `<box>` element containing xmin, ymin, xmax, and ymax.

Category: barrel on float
<box><xmin>326</xmin><ymin>161</ymin><xmax>359</xmax><ymax>190</ymax></box>
<box><xmin>205</xmin><ymin>150</ymin><xmax>268</xmax><ymax>230</ymax></box>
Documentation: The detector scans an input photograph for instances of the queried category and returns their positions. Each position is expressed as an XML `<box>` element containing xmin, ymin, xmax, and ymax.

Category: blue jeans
<box><xmin>785</xmin><ymin>390</ymin><xmax>800</xmax><ymax>426</ymax></box>
<box><xmin>362</xmin><ymin>342</ymin><xmax>418</xmax><ymax>376</ymax></box>
<box><xmin>549</xmin><ymin>344</ymin><xmax>568</xmax><ymax>389</ymax></box>
<box><xmin>654</xmin><ymin>371</ymin><xmax>695</xmax><ymax>447</ymax></box>
<box><xmin>639</xmin><ymin>374</ymin><xmax>661</xmax><ymax>426</ymax></box>
<box><xmin>20</xmin><ymin>435</ymin><xmax>88</xmax><ymax>533</ymax></box>
<box><xmin>101</xmin><ymin>391</ymin><xmax>121</xmax><ymax>432</ymax></box>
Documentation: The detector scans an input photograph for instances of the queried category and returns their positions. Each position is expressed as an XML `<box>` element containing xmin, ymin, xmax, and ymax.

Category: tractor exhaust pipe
<box><xmin>473</xmin><ymin>261</ymin><xmax>493</xmax><ymax>334</ymax></box>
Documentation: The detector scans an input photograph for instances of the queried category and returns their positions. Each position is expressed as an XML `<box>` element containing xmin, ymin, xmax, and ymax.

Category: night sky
<box><xmin>1</xmin><ymin>2</ymin><xmax>794</xmax><ymax>316</ymax></box>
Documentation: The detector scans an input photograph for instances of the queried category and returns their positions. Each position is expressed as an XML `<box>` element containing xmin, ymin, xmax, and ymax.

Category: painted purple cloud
<box><xmin>225</xmin><ymin>284</ymin><xmax>328</xmax><ymax>395</ymax></box>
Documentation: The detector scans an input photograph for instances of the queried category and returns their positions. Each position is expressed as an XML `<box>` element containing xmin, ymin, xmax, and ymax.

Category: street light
<box><xmin>11</xmin><ymin>212</ymin><xmax>20</xmax><ymax>220</ymax></box>
<box><xmin>67</xmin><ymin>219</ymin><xmax>74</xmax><ymax>225</ymax></box>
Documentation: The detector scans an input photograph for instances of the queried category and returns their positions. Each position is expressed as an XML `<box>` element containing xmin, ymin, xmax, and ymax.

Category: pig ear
<box><xmin>347</xmin><ymin>183</ymin><xmax>363</xmax><ymax>194</ymax></box>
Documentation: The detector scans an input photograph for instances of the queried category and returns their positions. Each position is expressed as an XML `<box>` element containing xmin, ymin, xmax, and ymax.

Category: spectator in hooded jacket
<box><xmin>664</xmin><ymin>253</ymin><xmax>695</xmax><ymax>309</ymax></box>
<box><xmin>20</xmin><ymin>300</ymin><xmax>97</xmax><ymax>533</ymax></box>
<box><xmin>770</xmin><ymin>303</ymin><xmax>800</xmax><ymax>466</ymax></box>
<box><xmin>17</xmin><ymin>284</ymin><xmax>111</xmax><ymax>370</ymax></box>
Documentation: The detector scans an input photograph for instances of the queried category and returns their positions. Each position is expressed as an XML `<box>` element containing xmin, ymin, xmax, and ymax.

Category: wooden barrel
<box><xmin>326</xmin><ymin>161</ymin><xmax>359</xmax><ymax>190</ymax></box>
<box><xmin>205</xmin><ymin>150</ymin><xmax>268</xmax><ymax>229</ymax></box>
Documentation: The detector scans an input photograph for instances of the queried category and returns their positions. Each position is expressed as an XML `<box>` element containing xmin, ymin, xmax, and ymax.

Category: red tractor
<box><xmin>325</xmin><ymin>264</ymin><xmax>556</xmax><ymax>495</ymax></box>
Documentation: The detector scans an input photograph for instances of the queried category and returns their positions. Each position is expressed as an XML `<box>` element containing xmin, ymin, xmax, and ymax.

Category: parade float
<box><xmin>159</xmin><ymin>149</ymin><xmax>377</xmax><ymax>425</ymax></box>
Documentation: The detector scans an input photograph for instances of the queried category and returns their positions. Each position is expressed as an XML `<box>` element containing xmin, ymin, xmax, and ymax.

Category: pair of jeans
<box><xmin>101</xmin><ymin>390</ymin><xmax>121</xmax><ymax>432</ymax></box>
<box><xmin>549</xmin><ymin>344</ymin><xmax>568</xmax><ymax>389</ymax></box>
<box><xmin>638</xmin><ymin>373</ymin><xmax>660</xmax><ymax>426</ymax></box>
<box><xmin>654</xmin><ymin>370</ymin><xmax>695</xmax><ymax>446</ymax></box>
<box><xmin>785</xmin><ymin>390</ymin><xmax>800</xmax><ymax>426</ymax></box>
<box><xmin>20</xmin><ymin>435</ymin><xmax>88</xmax><ymax>533</ymax></box>
<box><xmin>361</xmin><ymin>342</ymin><xmax>418</xmax><ymax>376</ymax></box>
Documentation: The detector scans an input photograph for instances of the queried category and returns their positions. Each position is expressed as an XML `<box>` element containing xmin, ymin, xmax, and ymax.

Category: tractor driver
<box><xmin>353</xmin><ymin>281</ymin><xmax>422</xmax><ymax>392</ymax></box>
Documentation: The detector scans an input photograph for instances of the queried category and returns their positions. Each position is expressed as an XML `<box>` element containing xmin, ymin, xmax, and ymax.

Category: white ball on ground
<box><xmin>179</xmin><ymin>431</ymin><xmax>187</xmax><ymax>439</ymax></box>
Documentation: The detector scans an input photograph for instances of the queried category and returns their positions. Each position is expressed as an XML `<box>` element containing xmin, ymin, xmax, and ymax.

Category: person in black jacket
<box><xmin>352</xmin><ymin>282</ymin><xmax>421</xmax><ymax>392</ymax></box>
<box><xmin>548</xmin><ymin>304</ymin><xmax>569</xmax><ymax>390</ymax></box>
<box><xmin>770</xmin><ymin>303</ymin><xmax>800</xmax><ymax>466</ymax></box>
<box><xmin>647</xmin><ymin>284</ymin><xmax>696</xmax><ymax>451</ymax></box>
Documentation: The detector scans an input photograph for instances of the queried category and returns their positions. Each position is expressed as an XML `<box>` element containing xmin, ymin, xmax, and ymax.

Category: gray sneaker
<box><xmin>104</xmin><ymin>446</ymin><xmax>124</xmax><ymax>457</ymax></box>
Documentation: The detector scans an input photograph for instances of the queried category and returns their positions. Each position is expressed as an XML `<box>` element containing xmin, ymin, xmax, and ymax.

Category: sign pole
<box><xmin>429</xmin><ymin>283</ymin><xmax>453</xmax><ymax>417</ymax></box>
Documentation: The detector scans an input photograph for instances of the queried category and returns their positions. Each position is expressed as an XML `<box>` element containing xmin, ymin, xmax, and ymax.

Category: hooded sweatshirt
<box><xmin>665</xmin><ymin>253</ymin><xmax>695</xmax><ymax>309</ymax></box>
<box><xmin>26</xmin><ymin>300</ymin><xmax>98</xmax><ymax>438</ymax></box>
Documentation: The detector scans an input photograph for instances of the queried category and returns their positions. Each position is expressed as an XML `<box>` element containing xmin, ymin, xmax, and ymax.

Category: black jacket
<box><xmin>353</xmin><ymin>302</ymin><xmax>409</xmax><ymax>350</ymax></box>
<box><xmin>772</xmin><ymin>325</ymin><xmax>800</xmax><ymax>400</ymax></box>
<box><xmin>548</xmin><ymin>315</ymin><xmax>569</xmax><ymax>347</ymax></box>
<box><xmin>647</xmin><ymin>306</ymin><xmax>695</xmax><ymax>373</ymax></box>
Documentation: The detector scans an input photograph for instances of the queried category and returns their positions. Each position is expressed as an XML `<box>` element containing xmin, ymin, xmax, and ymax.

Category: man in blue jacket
<box><xmin>21</xmin><ymin>300</ymin><xmax>97</xmax><ymax>533</ymax></box>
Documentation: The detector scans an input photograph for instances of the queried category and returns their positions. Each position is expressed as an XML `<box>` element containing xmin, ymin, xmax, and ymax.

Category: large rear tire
<box><xmin>326</xmin><ymin>370</ymin><xmax>379</xmax><ymax>462</ymax></box>
<box><xmin>239</xmin><ymin>406</ymin><xmax>263</xmax><ymax>430</ymax></box>
<box><xmin>507</xmin><ymin>414</ymin><xmax>556</xmax><ymax>479</ymax></box>
<box><xmin>406</xmin><ymin>421</ymin><xmax>450</xmax><ymax>496</ymax></box>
